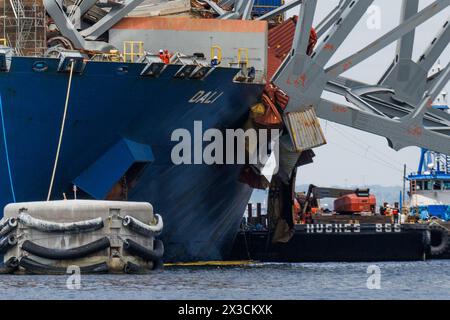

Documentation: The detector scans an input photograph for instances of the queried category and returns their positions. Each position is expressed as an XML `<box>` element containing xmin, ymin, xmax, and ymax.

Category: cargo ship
<box><xmin>0</xmin><ymin>0</ymin><xmax>303</xmax><ymax>262</ymax></box>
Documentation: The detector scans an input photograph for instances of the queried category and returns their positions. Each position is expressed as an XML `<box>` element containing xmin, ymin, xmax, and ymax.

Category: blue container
<box><xmin>252</xmin><ymin>0</ymin><xmax>283</xmax><ymax>16</ymax></box>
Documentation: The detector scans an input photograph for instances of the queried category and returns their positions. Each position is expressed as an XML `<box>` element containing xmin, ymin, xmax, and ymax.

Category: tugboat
<box><xmin>406</xmin><ymin>66</ymin><xmax>450</xmax><ymax>258</ymax></box>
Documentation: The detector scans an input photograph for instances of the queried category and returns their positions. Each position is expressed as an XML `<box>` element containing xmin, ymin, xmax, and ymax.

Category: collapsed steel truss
<box><xmin>272</xmin><ymin>0</ymin><xmax>450</xmax><ymax>155</ymax></box>
<box><xmin>44</xmin><ymin>0</ymin><xmax>145</xmax><ymax>51</ymax></box>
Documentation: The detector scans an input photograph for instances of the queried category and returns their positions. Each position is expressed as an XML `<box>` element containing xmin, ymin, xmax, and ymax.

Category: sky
<box><xmin>284</xmin><ymin>0</ymin><xmax>450</xmax><ymax>187</ymax></box>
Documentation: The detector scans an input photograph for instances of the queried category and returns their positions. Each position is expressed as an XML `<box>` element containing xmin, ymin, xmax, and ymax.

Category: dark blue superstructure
<box><xmin>0</xmin><ymin>57</ymin><xmax>264</xmax><ymax>261</ymax></box>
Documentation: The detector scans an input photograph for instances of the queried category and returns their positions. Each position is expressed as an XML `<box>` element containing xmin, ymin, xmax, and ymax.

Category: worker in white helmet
<box><xmin>211</xmin><ymin>55</ymin><xmax>220</xmax><ymax>67</ymax></box>
<box><xmin>159</xmin><ymin>49</ymin><xmax>164</xmax><ymax>63</ymax></box>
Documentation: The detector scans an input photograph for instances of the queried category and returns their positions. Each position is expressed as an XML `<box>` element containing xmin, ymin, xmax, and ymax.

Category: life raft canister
<box><xmin>429</xmin><ymin>224</ymin><xmax>449</xmax><ymax>256</ymax></box>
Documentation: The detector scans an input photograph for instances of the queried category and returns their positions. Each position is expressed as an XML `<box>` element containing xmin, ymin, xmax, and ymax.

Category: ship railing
<box><xmin>210</xmin><ymin>45</ymin><xmax>222</xmax><ymax>63</ymax></box>
<box><xmin>123</xmin><ymin>41</ymin><xmax>144</xmax><ymax>63</ymax></box>
<box><xmin>237</xmin><ymin>48</ymin><xmax>249</xmax><ymax>66</ymax></box>
<box><xmin>90</xmin><ymin>52</ymin><xmax>124</xmax><ymax>62</ymax></box>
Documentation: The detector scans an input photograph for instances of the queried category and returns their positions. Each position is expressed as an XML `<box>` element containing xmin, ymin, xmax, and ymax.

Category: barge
<box><xmin>229</xmin><ymin>223</ymin><xmax>430</xmax><ymax>262</ymax></box>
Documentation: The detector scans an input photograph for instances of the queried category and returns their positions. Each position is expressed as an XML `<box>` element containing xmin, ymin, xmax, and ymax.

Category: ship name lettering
<box><xmin>189</xmin><ymin>91</ymin><xmax>224</xmax><ymax>104</ymax></box>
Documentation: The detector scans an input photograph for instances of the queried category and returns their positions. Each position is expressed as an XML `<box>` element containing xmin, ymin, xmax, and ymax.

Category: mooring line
<box><xmin>0</xmin><ymin>93</ymin><xmax>16</xmax><ymax>203</ymax></box>
<box><xmin>47</xmin><ymin>60</ymin><xmax>75</xmax><ymax>201</ymax></box>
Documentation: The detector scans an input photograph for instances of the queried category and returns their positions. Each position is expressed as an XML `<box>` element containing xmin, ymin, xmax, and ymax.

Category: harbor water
<box><xmin>1</xmin><ymin>260</ymin><xmax>450</xmax><ymax>300</ymax></box>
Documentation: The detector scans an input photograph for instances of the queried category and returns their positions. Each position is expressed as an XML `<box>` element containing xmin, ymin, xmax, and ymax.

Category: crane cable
<box><xmin>0</xmin><ymin>93</ymin><xmax>16</xmax><ymax>202</ymax></box>
<box><xmin>47</xmin><ymin>60</ymin><xmax>75</xmax><ymax>201</ymax></box>
<box><xmin>327</xmin><ymin>122</ymin><xmax>415</xmax><ymax>173</ymax></box>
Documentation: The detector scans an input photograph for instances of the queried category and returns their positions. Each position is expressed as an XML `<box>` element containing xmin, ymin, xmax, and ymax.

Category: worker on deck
<box><xmin>163</xmin><ymin>50</ymin><xmax>171</xmax><ymax>64</ymax></box>
<box><xmin>211</xmin><ymin>55</ymin><xmax>220</xmax><ymax>67</ymax></box>
<box><xmin>392</xmin><ymin>203</ymin><xmax>400</xmax><ymax>224</ymax></box>
<box><xmin>293</xmin><ymin>198</ymin><xmax>301</xmax><ymax>223</ymax></box>
<box><xmin>385</xmin><ymin>205</ymin><xmax>393</xmax><ymax>223</ymax></box>
<box><xmin>380</xmin><ymin>202</ymin><xmax>388</xmax><ymax>215</ymax></box>
<box><xmin>159</xmin><ymin>49</ymin><xmax>165</xmax><ymax>63</ymax></box>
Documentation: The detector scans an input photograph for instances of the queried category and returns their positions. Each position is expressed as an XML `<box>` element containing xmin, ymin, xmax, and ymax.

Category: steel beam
<box><xmin>316</xmin><ymin>97</ymin><xmax>450</xmax><ymax>154</ymax></box>
<box><xmin>313</xmin><ymin>0</ymin><xmax>374</xmax><ymax>68</ymax></box>
<box><xmin>396</xmin><ymin>0</ymin><xmax>419</xmax><ymax>61</ymax></box>
<box><xmin>80</xmin><ymin>0</ymin><xmax>145</xmax><ymax>39</ymax></box>
<box><xmin>43</xmin><ymin>0</ymin><xmax>86</xmax><ymax>48</ymax></box>
<box><xmin>292</xmin><ymin>0</ymin><xmax>317</xmax><ymax>57</ymax></box>
<box><xmin>79</xmin><ymin>0</ymin><xmax>100</xmax><ymax>16</ymax></box>
<box><xmin>242</xmin><ymin>0</ymin><xmax>255</xmax><ymax>20</ymax></box>
<box><xmin>418</xmin><ymin>16</ymin><xmax>450</xmax><ymax>73</ymax></box>
<box><xmin>326</xmin><ymin>0</ymin><xmax>449</xmax><ymax>77</ymax></box>
<box><xmin>203</xmin><ymin>0</ymin><xmax>226</xmax><ymax>16</ymax></box>
<box><xmin>315</xmin><ymin>0</ymin><xmax>352</xmax><ymax>39</ymax></box>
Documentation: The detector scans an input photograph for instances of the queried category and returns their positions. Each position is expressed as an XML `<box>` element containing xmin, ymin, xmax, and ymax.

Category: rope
<box><xmin>0</xmin><ymin>93</ymin><xmax>16</xmax><ymax>202</ymax></box>
<box><xmin>47</xmin><ymin>60</ymin><xmax>75</xmax><ymax>201</ymax></box>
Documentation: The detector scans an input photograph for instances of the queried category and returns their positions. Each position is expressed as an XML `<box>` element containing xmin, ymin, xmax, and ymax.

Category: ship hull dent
<box><xmin>0</xmin><ymin>57</ymin><xmax>264</xmax><ymax>262</ymax></box>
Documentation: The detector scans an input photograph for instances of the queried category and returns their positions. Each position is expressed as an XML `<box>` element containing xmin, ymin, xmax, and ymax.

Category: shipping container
<box><xmin>252</xmin><ymin>0</ymin><xmax>284</xmax><ymax>16</ymax></box>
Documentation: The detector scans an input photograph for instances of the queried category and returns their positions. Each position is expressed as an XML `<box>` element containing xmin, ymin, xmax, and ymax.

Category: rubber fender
<box><xmin>21</xmin><ymin>237</ymin><xmax>110</xmax><ymax>260</ymax></box>
<box><xmin>0</xmin><ymin>234</ymin><xmax>18</xmax><ymax>254</ymax></box>
<box><xmin>123</xmin><ymin>261</ymin><xmax>153</xmax><ymax>274</ymax></box>
<box><xmin>0</xmin><ymin>257</ymin><xmax>19</xmax><ymax>274</ymax></box>
<box><xmin>0</xmin><ymin>217</ymin><xmax>16</xmax><ymax>230</ymax></box>
<box><xmin>123</xmin><ymin>260</ymin><xmax>164</xmax><ymax>273</ymax></box>
<box><xmin>122</xmin><ymin>214</ymin><xmax>163</xmax><ymax>237</ymax></box>
<box><xmin>19</xmin><ymin>257</ymin><xmax>109</xmax><ymax>275</ymax></box>
<box><xmin>18</xmin><ymin>213</ymin><xmax>104</xmax><ymax>233</ymax></box>
<box><xmin>423</xmin><ymin>229</ymin><xmax>431</xmax><ymax>256</ymax></box>
<box><xmin>429</xmin><ymin>224</ymin><xmax>449</xmax><ymax>256</ymax></box>
<box><xmin>0</xmin><ymin>218</ymin><xmax>18</xmax><ymax>237</ymax></box>
<box><xmin>152</xmin><ymin>258</ymin><xmax>164</xmax><ymax>271</ymax></box>
<box><xmin>123</xmin><ymin>238</ymin><xmax>164</xmax><ymax>261</ymax></box>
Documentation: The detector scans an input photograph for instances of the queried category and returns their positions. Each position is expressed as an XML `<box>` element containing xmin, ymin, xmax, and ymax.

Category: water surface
<box><xmin>1</xmin><ymin>260</ymin><xmax>449</xmax><ymax>300</ymax></box>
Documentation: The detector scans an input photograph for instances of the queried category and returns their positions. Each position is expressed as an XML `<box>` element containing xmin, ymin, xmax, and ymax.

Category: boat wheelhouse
<box><xmin>408</xmin><ymin>68</ymin><xmax>450</xmax><ymax>221</ymax></box>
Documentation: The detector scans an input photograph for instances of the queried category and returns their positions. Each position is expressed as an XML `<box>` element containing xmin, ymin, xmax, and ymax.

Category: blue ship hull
<box><xmin>0</xmin><ymin>57</ymin><xmax>264</xmax><ymax>261</ymax></box>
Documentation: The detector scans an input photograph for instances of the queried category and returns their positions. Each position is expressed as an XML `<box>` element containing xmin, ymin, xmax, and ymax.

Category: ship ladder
<box><xmin>47</xmin><ymin>60</ymin><xmax>75</xmax><ymax>201</ymax></box>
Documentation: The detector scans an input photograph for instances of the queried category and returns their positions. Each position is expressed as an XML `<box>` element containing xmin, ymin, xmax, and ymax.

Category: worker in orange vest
<box><xmin>392</xmin><ymin>203</ymin><xmax>400</xmax><ymax>224</ymax></box>
<box><xmin>163</xmin><ymin>49</ymin><xmax>171</xmax><ymax>64</ymax></box>
<box><xmin>293</xmin><ymin>198</ymin><xmax>301</xmax><ymax>224</ymax></box>
<box><xmin>307</xmin><ymin>27</ymin><xmax>318</xmax><ymax>55</ymax></box>
<box><xmin>158</xmin><ymin>49</ymin><xmax>165</xmax><ymax>63</ymax></box>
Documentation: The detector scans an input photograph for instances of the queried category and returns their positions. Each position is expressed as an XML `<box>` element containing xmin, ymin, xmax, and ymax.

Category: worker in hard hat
<box><xmin>392</xmin><ymin>203</ymin><xmax>400</xmax><ymax>224</ymax></box>
<box><xmin>211</xmin><ymin>55</ymin><xmax>220</xmax><ymax>67</ymax></box>
<box><xmin>385</xmin><ymin>204</ymin><xmax>393</xmax><ymax>219</ymax></box>
<box><xmin>163</xmin><ymin>49</ymin><xmax>171</xmax><ymax>64</ymax></box>
<box><xmin>159</xmin><ymin>49</ymin><xmax>165</xmax><ymax>63</ymax></box>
